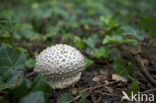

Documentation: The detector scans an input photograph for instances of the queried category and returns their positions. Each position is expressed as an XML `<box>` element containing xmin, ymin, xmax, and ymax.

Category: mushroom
<box><xmin>34</xmin><ymin>44</ymin><xmax>84</xmax><ymax>89</ymax></box>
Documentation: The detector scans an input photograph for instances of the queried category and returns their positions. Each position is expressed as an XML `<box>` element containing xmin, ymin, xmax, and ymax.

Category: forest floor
<box><xmin>25</xmin><ymin>37</ymin><xmax>156</xmax><ymax>103</ymax></box>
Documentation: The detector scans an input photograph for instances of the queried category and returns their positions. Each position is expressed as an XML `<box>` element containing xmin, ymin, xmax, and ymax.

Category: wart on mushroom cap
<box><xmin>34</xmin><ymin>44</ymin><xmax>85</xmax><ymax>89</ymax></box>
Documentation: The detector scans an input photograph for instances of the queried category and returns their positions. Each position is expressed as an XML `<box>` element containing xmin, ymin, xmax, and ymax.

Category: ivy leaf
<box><xmin>25</xmin><ymin>58</ymin><xmax>35</xmax><ymax>68</ymax></box>
<box><xmin>103</xmin><ymin>35</ymin><xmax>121</xmax><ymax>44</ymax></box>
<box><xmin>74</xmin><ymin>36</ymin><xmax>85</xmax><ymax>49</ymax></box>
<box><xmin>100</xmin><ymin>15</ymin><xmax>112</xmax><ymax>25</ymax></box>
<box><xmin>0</xmin><ymin>44</ymin><xmax>27</xmax><ymax>70</ymax></box>
<box><xmin>113</xmin><ymin>59</ymin><xmax>134</xmax><ymax>78</ymax></box>
<box><xmin>45</xmin><ymin>26</ymin><xmax>58</xmax><ymax>38</ymax></box>
<box><xmin>103</xmin><ymin>35</ymin><xmax>136</xmax><ymax>44</ymax></box>
<box><xmin>84</xmin><ymin>57</ymin><xmax>94</xmax><ymax>70</ymax></box>
<box><xmin>57</xmin><ymin>93</ymin><xmax>72</xmax><ymax>103</ymax></box>
<box><xmin>31</xmin><ymin>75</ymin><xmax>52</xmax><ymax>102</ymax></box>
<box><xmin>62</xmin><ymin>33</ymin><xmax>73</xmax><ymax>40</ymax></box>
<box><xmin>100</xmin><ymin>16</ymin><xmax>119</xmax><ymax>30</ymax></box>
<box><xmin>0</xmin><ymin>69</ymin><xmax>24</xmax><ymax>90</ymax></box>
<box><xmin>19</xmin><ymin>91</ymin><xmax>45</xmax><ymax>103</ymax></box>
<box><xmin>140</xmin><ymin>17</ymin><xmax>156</xmax><ymax>39</ymax></box>
<box><xmin>24</xmin><ymin>78</ymin><xmax>32</xmax><ymax>89</ymax></box>
<box><xmin>109</xmin><ymin>48</ymin><xmax>119</xmax><ymax>60</ymax></box>
<box><xmin>19</xmin><ymin>23</ymin><xmax>40</xmax><ymax>40</ymax></box>
<box><xmin>85</xmin><ymin>35</ymin><xmax>99</xmax><ymax>48</ymax></box>
<box><xmin>9</xmin><ymin>81</ymin><xmax>29</xmax><ymax>100</ymax></box>
<box><xmin>94</xmin><ymin>47</ymin><xmax>110</xmax><ymax>58</ymax></box>
<box><xmin>121</xmin><ymin>25</ymin><xmax>144</xmax><ymax>41</ymax></box>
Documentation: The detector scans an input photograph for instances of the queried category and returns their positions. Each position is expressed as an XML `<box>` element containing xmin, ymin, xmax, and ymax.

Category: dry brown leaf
<box><xmin>92</xmin><ymin>76</ymin><xmax>101</xmax><ymax>82</ymax></box>
<box><xmin>112</xmin><ymin>74</ymin><xmax>128</xmax><ymax>82</ymax></box>
<box><xmin>71</xmin><ymin>88</ymin><xmax>78</xmax><ymax>94</ymax></box>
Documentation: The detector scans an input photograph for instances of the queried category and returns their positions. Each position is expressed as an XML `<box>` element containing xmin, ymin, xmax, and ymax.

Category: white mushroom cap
<box><xmin>34</xmin><ymin>44</ymin><xmax>84</xmax><ymax>89</ymax></box>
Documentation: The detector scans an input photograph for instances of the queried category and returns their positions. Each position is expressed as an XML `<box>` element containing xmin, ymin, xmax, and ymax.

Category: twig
<box><xmin>141</xmin><ymin>88</ymin><xmax>156</xmax><ymax>94</ymax></box>
<box><xmin>70</xmin><ymin>90</ymin><xmax>92</xmax><ymax>103</ymax></box>
<box><xmin>91</xmin><ymin>93</ymin><xmax>96</xmax><ymax>103</ymax></box>
<box><xmin>25</xmin><ymin>70</ymin><xmax>36</xmax><ymax>78</ymax></box>
<box><xmin>82</xmin><ymin>81</ymin><xmax>116</xmax><ymax>93</ymax></box>
<box><xmin>95</xmin><ymin>96</ymin><xmax>102</xmax><ymax>103</ymax></box>
<box><xmin>135</xmin><ymin>55</ymin><xmax>156</xmax><ymax>87</ymax></box>
<box><xmin>94</xmin><ymin>90</ymin><xmax>122</xmax><ymax>97</ymax></box>
<box><xmin>69</xmin><ymin>81</ymin><xmax>116</xmax><ymax>103</ymax></box>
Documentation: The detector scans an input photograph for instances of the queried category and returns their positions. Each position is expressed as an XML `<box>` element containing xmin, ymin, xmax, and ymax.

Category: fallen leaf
<box><xmin>92</xmin><ymin>75</ymin><xmax>107</xmax><ymax>84</ymax></box>
<box><xmin>112</xmin><ymin>74</ymin><xmax>128</xmax><ymax>82</ymax></box>
<box><xmin>71</xmin><ymin>88</ymin><xmax>78</xmax><ymax>95</ymax></box>
<box><xmin>92</xmin><ymin>76</ymin><xmax>100</xmax><ymax>82</ymax></box>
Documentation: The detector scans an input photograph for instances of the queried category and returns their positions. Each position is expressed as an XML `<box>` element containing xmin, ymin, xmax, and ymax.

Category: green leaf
<box><xmin>113</xmin><ymin>59</ymin><xmax>134</xmax><ymax>78</ymax></box>
<box><xmin>107</xmin><ymin>19</ymin><xmax>119</xmax><ymax>30</ymax></box>
<box><xmin>140</xmin><ymin>17</ymin><xmax>156</xmax><ymax>39</ymax></box>
<box><xmin>15</xmin><ymin>47</ymin><xmax>28</xmax><ymax>52</ymax></box>
<box><xmin>19</xmin><ymin>91</ymin><xmax>45</xmax><ymax>103</ymax></box>
<box><xmin>121</xmin><ymin>25</ymin><xmax>144</xmax><ymax>41</ymax></box>
<box><xmin>18</xmin><ymin>23</ymin><xmax>40</xmax><ymax>40</ymax></box>
<box><xmin>25</xmin><ymin>58</ymin><xmax>35</xmax><ymax>68</ymax></box>
<box><xmin>31</xmin><ymin>75</ymin><xmax>52</xmax><ymax>102</ymax></box>
<box><xmin>100</xmin><ymin>15</ymin><xmax>112</xmax><ymax>25</ymax></box>
<box><xmin>109</xmin><ymin>48</ymin><xmax>119</xmax><ymax>60</ymax></box>
<box><xmin>0</xmin><ymin>19</ymin><xmax>21</xmax><ymax>40</ymax></box>
<box><xmin>0</xmin><ymin>69</ymin><xmax>24</xmax><ymax>90</ymax></box>
<box><xmin>45</xmin><ymin>26</ymin><xmax>58</xmax><ymax>38</ymax></box>
<box><xmin>24</xmin><ymin>78</ymin><xmax>32</xmax><ymax>89</ymax></box>
<box><xmin>22</xmin><ymin>23</ymin><xmax>33</xmax><ymax>29</ymax></box>
<box><xmin>10</xmin><ymin>81</ymin><xmax>29</xmax><ymax>100</ymax></box>
<box><xmin>85</xmin><ymin>47</ymin><xmax>93</xmax><ymax>55</ymax></box>
<box><xmin>84</xmin><ymin>57</ymin><xmax>94</xmax><ymax>70</ymax></box>
<box><xmin>85</xmin><ymin>35</ymin><xmax>99</xmax><ymax>48</ymax></box>
<box><xmin>57</xmin><ymin>93</ymin><xmax>72</xmax><ymax>103</ymax></box>
<box><xmin>74</xmin><ymin>36</ymin><xmax>85</xmax><ymax>49</ymax></box>
<box><xmin>103</xmin><ymin>35</ymin><xmax>121</xmax><ymax>44</ymax></box>
<box><xmin>127</xmin><ymin>80</ymin><xmax>140</xmax><ymax>95</ymax></box>
<box><xmin>100</xmin><ymin>16</ymin><xmax>119</xmax><ymax>30</ymax></box>
<box><xmin>0</xmin><ymin>98</ymin><xmax>9</xmax><ymax>103</ymax></box>
<box><xmin>24</xmin><ymin>32</ymin><xmax>40</xmax><ymax>40</ymax></box>
<box><xmin>0</xmin><ymin>44</ymin><xmax>27</xmax><ymax>70</ymax></box>
<box><xmin>103</xmin><ymin>35</ymin><xmax>136</xmax><ymax>44</ymax></box>
<box><xmin>62</xmin><ymin>33</ymin><xmax>73</xmax><ymax>40</ymax></box>
<box><xmin>94</xmin><ymin>47</ymin><xmax>110</xmax><ymax>58</ymax></box>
